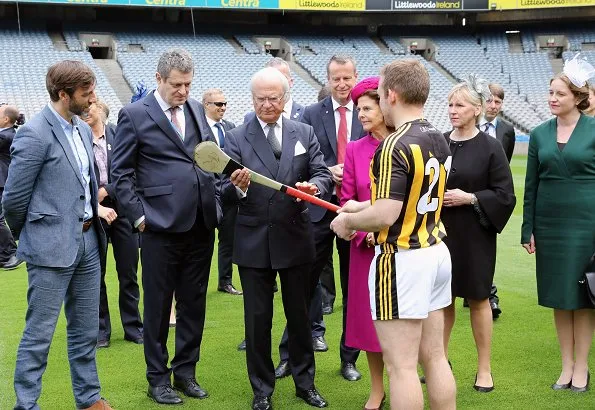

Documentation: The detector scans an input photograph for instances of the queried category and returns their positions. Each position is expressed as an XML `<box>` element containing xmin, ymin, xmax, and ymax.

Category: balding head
<box><xmin>251</xmin><ymin>67</ymin><xmax>289</xmax><ymax>124</ymax></box>
<box><xmin>0</xmin><ymin>105</ymin><xmax>19</xmax><ymax>128</ymax></box>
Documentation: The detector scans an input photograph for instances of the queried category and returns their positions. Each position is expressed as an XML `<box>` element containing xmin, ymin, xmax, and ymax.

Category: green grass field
<box><xmin>0</xmin><ymin>155</ymin><xmax>593</xmax><ymax>409</ymax></box>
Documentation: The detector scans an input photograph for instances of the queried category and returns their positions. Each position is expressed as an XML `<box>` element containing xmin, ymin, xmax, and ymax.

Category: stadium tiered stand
<box><xmin>0</xmin><ymin>28</ymin><xmax>122</xmax><ymax>123</ymax></box>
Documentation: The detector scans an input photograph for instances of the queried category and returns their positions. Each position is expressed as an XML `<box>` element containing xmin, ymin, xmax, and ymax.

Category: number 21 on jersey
<box><xmin>416</xmin><ymin>156</ymin><xmax>452</xmax><ymax>215</ymax></box>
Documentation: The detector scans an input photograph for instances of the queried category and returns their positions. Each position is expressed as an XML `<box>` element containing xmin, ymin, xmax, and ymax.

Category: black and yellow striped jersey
<box><xmin>370</xmin><ymin>119</ymin><xmax>451</xmax><ymax>251</ymax></box>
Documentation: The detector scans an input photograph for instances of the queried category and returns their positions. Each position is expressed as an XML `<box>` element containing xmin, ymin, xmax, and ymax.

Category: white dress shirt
<box><xmin>283</xmin><ymin>98</ymin><xmax>294</xmax><ymax>120</ymax></box>
<box><xmin>154</xmin><ymin>90</ymin><xmax>186</xmax><ymax>139</ymax></box>
<box><xmin>479</xmin><ymin>117</ymin><xmax>498</xmax><ymax>138</ymax></box>
<box><xmin>206</xmin><ymin>117</ymin><xmax>225</xmax><ymax>147</ymax></box>
<box><xmin>331</xmin><ymin>98</ymin><xmax>354</xmax><ymax>141</ymax></box>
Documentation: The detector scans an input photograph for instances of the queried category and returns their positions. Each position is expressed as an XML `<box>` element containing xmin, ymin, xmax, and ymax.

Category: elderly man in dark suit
<box><xmin>226</xmin><ymin>67</ymin><xmax>332</xmax><ymax>410</ymax></box>
<box><xmin>4</xmin><ymin>60</ymin><xmax>111</xmax><ymax>410</ymax></box>
<box><xmin>201</xmin><ymin>88</ymin><xmax>242</xmax><ymax>296</ymax></box>
<box><xmin>275</xmin><ymin>54</ymin><xmax>366</xmax><ymax>382</ymax></box>
<box><xmin>478</xmin><ymin>82</ymin><xmax>516</xmax><ymax>319</ymax></box>
<box><xmin>111</xmin><ymin>48</ymin><xmax>221</xmax><ymax>405</ymax></box>
<box><xmin>84</xmin><ymin>100</ymin><xmax>143</xmax><ymax>349</ymax></box>
<box><xmin>0</xmin><ymin>104</ymin><xmax>22</xmax><ymax>270</ymax></box>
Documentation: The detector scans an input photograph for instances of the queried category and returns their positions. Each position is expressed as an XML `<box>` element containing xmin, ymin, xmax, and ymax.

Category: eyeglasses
<box><xmin>253</xmin><ymin>94</ymin><xmax>285</xmax><ymax>105</ymax></box>
<box><xmin>207</xmin><ymin>101</ymin><xmax>227</xmax><ymax>107</ymax></box>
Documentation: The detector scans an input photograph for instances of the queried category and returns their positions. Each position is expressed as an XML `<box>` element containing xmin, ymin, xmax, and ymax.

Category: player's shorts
<box><xmin>369</xmin><ymin>241</ymin><xmax>452</xmax><ymax>320</ymax></box>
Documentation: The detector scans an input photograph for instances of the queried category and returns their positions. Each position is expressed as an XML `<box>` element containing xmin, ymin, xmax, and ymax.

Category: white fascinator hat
<box><xmin>563</xmin><ymin>53</ymin><xmax>595</xmax><ymax>88</ymax></box>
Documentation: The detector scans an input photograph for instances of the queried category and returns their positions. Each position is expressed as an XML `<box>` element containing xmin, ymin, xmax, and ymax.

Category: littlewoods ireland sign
<box><xmin>393</xmin><ymin>0</ymin><xmax>461</xmax><ymax>8</ymax></box>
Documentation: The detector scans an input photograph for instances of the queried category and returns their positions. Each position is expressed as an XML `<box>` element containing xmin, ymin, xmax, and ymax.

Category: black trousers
<box><xmin>278</xmin><ymin>282</ymin><xmax>326</xmax><ymax>361</ymax></box>
<box><xmin>98</xmin><ymin>216</ymin><xmax>142</xmax><ymax>342</ymax></box>
<box><xmin>141</xmin><ymin>218</ymin><xmax>215</xmax><ymax>387</ymax></box>
<box><xmin>217</xmin><ymin>203</ymin><xmax>237</xmax><ymax>287</ymax></box>
<box><xmin>0</xmin><ymin>187</ymin><xmax>17</xmax><ymax>263</ymax></box>
<box><xmin>311</xmin><ymin>205</ymin><xmax>359</xmax><ymax>364</ymax></box>
<box><xmin>319</xmin><ymin>254</ymin><xmax>335</xmax><ymax>308</ymax></box>
<box><xmin>240</xmin><ymin>263</ymin><xmax>315</xmax><ymax>397</ymax></box>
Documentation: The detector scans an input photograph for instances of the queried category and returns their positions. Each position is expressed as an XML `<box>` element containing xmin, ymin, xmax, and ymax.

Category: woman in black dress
<box><xmin>442</xmin><ymin>75</ymin><xmax>516</xmax><ymax>392</ymax></box>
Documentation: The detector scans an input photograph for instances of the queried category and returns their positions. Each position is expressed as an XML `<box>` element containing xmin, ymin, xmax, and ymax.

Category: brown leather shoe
<box><xmin>82</xmin><ymin>398</ymin><xmax>113</xmax><ymax>409</ymax></box>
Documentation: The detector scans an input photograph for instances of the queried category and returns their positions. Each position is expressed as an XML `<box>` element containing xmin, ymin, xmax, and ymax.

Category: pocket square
<box><xmin>294</xmin><ymin>141</ymin><xmax>306</xmax><ymax>156</ymax></box>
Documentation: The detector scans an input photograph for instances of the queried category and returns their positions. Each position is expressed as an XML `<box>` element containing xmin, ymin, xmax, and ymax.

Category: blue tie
<box><xmin>215</xmin><ymin>123</ymin><xmax>225</xmax><ymax>148</ymax></box>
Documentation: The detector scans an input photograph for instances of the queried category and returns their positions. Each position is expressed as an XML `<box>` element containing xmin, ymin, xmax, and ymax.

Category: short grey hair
<box><xmin>157</xmin><ymin>48</ymin><xmax>194</xmax><ymax>79</ymax></box>
<box><xmin>202</xmin><ymin>88</ymin><xmax>225</xmax><ymax>104</ymax></box>
<box><xmin>264</xmin><ymin>57</ymin><xmax>290</xmax><ymax>71</ymax></box>
<box><xmin>326</xmin><ymin>54</ymin><xmax>357</xmax><ymax>78</ymax></box>
<box><xmin>250</xmin><ymin>67</ymin><xmax>290</xmax><ymax>100</ymax></box>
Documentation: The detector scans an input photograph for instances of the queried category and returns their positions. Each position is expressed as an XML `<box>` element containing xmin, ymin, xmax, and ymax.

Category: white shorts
<box><xmin>369</xmin><ymin>241</ymin><xmax>452</xmax><ymax>320</ymax></box>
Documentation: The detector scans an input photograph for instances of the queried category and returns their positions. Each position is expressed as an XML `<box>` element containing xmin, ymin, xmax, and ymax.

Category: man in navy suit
<box><xmin>0</xmin><ymin>104</ymin><xmax>22</xmax><ymax>270</ymax></box>
<box><xmin>277</xmin><ymin>54</ymin><xmax>366</xmax><ymax>382</ymax></box>
<box><xmin>4</xmin><ymin>60</ymin><xmax>111</xmax><ymax>410</ymax></box>
<box><xmin>111</xmin><ymin>49</ymin><xmax>220</xmax><ymax>405</ymax></box>
<box><xmin>201</xmin><ymin>88</ymin><xmax>242</xmax><ymax>296</ymax></box>
<box><xmin>84</xmin><ymin>100</ymin><xmax>143</xmax><ymax>348</ymax></box>
<box><xmin>226</xmin><ymin>67</ymin><xmax>332</xmax><ymax>410</ymax></box>
<box><xmin>478</xmin><ymin>82</ymin><xmax>516</xmax><ymax>319</ymax></box>
<box><xmin>244</xmin><ymin>58</ymin><xmax>305</xmax><ymax>123</ymax></box>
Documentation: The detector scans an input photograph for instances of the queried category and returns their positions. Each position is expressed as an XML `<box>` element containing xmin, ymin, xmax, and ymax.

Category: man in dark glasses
<box><xmin>202</xmin><ymin>89</ymin><xmax>242</xmax><ymax>297</ymax></box>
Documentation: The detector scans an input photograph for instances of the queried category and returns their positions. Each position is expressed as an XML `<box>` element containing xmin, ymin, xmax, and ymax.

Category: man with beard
<box><xmin>3</xmin><ymin>60</ymin><xmax>112</xmax><ymax>410</ymax></box>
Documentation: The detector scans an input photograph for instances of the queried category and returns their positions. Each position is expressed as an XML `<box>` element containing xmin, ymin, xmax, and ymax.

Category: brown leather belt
<box><xmin>82</xmin><ymin>220</ymin><xmax>93</xmax><ymax>232</ymax></box>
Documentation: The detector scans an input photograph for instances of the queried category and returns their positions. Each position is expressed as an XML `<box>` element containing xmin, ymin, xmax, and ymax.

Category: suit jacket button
<box><xmin>80</xmin><ymin>195</ymin><xmax>85</xmax><ymax>200</ymax></box>
<box><xmin>269</xmin><ymin>223</ymin><xmax>273</xmax><ymax>228</ymax></box>
<box><xmin>79</xmin><ymin>217</ymin><xmax>83</xmax><ymax>222</ymax></box>
<box><xmin>269</xmin><ymin>200</ymin><xmax>273</xmax><ymax>205</ymax></box>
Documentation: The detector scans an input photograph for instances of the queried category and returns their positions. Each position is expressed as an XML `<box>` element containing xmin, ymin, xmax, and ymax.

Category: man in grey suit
<box><xmin>3</xmin><ymin>61</ymin><xmax>111</xmax><ymax>410</ymax></box>
<box><xmin>0</xmin><ymin>104</ymin><xmax>22</xmax><ymax>270</ymax></box>
<box><xmin>478</xmin><ymin>82</ymin><xmax>516</xmax><ymax>319</ymax></box>
<box><xmin>226</xmin><ymin>67</ymin><xmax>332</xmax><ymax>410</ymax></box>
<box><xmin>202</xmin><ymin>88</ymin><xmax>242</xmax><ymax>296</ymax></box>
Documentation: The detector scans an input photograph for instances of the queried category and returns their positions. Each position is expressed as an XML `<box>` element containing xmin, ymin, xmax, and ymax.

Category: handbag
<box><xmin>580</xmin><ymin>252</ymin><xmax>595</xmax><ymax>307</ymax></box>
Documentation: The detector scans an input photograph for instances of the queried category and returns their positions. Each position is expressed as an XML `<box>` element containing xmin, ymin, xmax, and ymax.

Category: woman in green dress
<box><xmin>522</xmin><ymin>72</ymin><xmax>595</xmax><ymax>393</ymax></box>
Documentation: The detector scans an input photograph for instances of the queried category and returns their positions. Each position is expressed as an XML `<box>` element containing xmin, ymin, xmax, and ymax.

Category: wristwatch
<box><xmin>470</xmin><ymin>193</ymin><xmax>478</xmax><ymax>206</ymax></box>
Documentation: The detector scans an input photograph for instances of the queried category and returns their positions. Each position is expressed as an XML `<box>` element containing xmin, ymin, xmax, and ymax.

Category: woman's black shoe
<box><xmin>473</xmin><ymin>373</ymin><xmax>494</xmax><ymax>393</ymax></box>
<box><xmin>570</xmin><ymin>372</ymin><xmax>590</xmax><ymax>393</ymax></box>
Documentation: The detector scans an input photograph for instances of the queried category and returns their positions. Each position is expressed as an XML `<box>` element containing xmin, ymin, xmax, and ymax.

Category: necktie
<box><xmin>336</xmin><ymin>106</ymin><xmax>348</xmax><ymax>199</ymax></box>
<box><xmin>483</xmin><ymin>122</ymin><xmax>492</xmax><ymax>134</ymax></box>
<box><xmin>267</xmin><ymin>123</ymin><xmax>282</xmax><ymax>160</ymax></box>
<box><xmin>169</xmin><ymin>106</ymin><xmax>184</xmax><ymax>140</ymax></box>
<box><xmin>214</xmin><ymin>122</ymin><xmax>225</xmax><ymax>148</ymax></box>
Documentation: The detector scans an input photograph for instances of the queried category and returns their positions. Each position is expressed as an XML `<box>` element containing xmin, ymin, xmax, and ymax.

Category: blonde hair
<box><xmin>448</xmin><ymin>74</ymin><xmax>491</xmax><ymax>123</ymax></box>
<box><xmin>94</xmin><ymin>100</ymin><xmax>109</xmax><ymax>124</ymax></box>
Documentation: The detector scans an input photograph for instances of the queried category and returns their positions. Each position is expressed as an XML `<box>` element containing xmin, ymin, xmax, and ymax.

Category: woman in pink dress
<box><xmin>340</xmin><ymin>77</ymin><xmax>393</xmax><ymax>410</ymax></box>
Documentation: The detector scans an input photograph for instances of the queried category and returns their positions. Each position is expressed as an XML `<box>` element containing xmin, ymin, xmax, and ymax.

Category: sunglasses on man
<box><xmin>207</xmin><ymin>102</ymin><xmax>227</xmax><ymax>107</ymax></box>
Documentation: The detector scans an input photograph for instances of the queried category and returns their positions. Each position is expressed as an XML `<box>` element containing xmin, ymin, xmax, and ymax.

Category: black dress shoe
<box><xmin>275</xmin><ymin>360</ymin><xmax>291</xmax><ymax>379</ymax></box>
<box><xmin>570</xmin><ymin>372</ymin><xmax>590</xmax><ymax>393</ymax></box>
<box><xmin>173</xmin><ymin>377</ymin><xmax>208</xmax><ymax>399</ymax></box>
<box><xmin>238</xmin><ymin>339</ymin><xmax>246</xmax><ymax>351</ymax></box>
<box><xmin>473</xmin><ymin>373</ymin><xmax>494</xmax><ymax>393</ymax></box>
<box><xmin>124</xmin><ymin>334</ymin><xmax>144</xmax><ymax>344</ymax></box>
<box><xmin>296</xmin><ymin>388</ymin><xmax>328</xmax><ymax>408</ymax></box>
<box><xmin>252</xmin><ymin>395</ymin><xmax>272</xmax><ymax>410</ymax></box>
<box><xmin>217</xmin><ymin>284</ymin><xmax>243</xmax><ymax>295</ymax></box>
<box><xmin>96</xmin><ymin>339</ymin><xmax>110</xmax><ymax>349</ymax></box>
<box><xmin>490</xmin><ymin>301</ymin><xmax>501</xmax><ymax>319</ymax></box>
<box><xmin>341</xmin><ymin>362</ymin><xmax>361</xmax><ymax>381</ymax></box>
<box><xmin>147</xmin><ymin>385</ymin><xmax>183</xmax><ymax>405</ymax></box>
<box><xmin>551</xmin><ymin>381</ymin><xmax>571</xmax><ymax>390</ymax></box>
<box><xmin>321</xmin><ymin>303</ymin><xmax>333</xmax><ymax>315</ymax></box>
<box><xmin>312</xmin><ymin>336</ymin><xmax>328</xmax><ymax>352</ymax></box>
<box><xmin>2</xmin><ymin>254</ymin><xmax>24</xmax><ymax>270</ymax></box>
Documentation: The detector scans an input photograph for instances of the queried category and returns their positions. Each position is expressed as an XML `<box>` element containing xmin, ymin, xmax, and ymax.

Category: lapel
<box><xmin>144</xmin><ymin>92</ymin><xmax>191</xmax><ymax>159</ymax></box>
<box><xmin>246</xmin><ymin>117</ymin><xmax>279</xmax><ymax>178</ymax></box>
<box><xmin>222</xmin><ymin>119</ymin><xmax>235</xmax><ymax>132</ymax></box>
<box><xmin>105</xmin><ymin>124</ymin><xmax>115</xmax><ymax>170</ymax></box>
<box><xmin>321</xmin><ymin>97</ymin><xmax>337</xmax><ymax>158</ymax></box>
<box><xmin>276</xmin><ymin>118</ymin><xmax>298</xmax><ymax>182</ymax></box>
<box><xmin>495</xmin><ymin>118</ymin><xmax>504</xmax><ymax>143</ymax></box>
<box><xmin>187</xmin><ymin>99</ymin><xmax>215</xmax><ymax>144</ymax></box>
<box><xmin>42</xmin><ymin>106</ymin><xmax>85</xmax><ymax>187</ymax></box>
<box><xmin>291</xmin><ymin>103</ymin><xmax>304</xmax><ymax>121</ymax></box>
